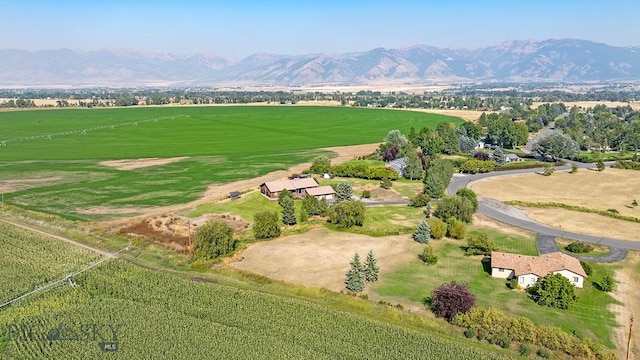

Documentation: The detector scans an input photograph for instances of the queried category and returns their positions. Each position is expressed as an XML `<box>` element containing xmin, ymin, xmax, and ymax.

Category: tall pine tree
<box><xmin>281</xmin><ymin>196</ymin><xmax>297</xmax><ymax>225</ymax></box>
<box><xmin>364</xmin><ymin>250</ymin><xmax>380</xmax><ymax>282</ymax></box>
<box><xmin>345</xmin><ymin>253</ymin><xmax>366</xmax><ymax>292</ymax></box>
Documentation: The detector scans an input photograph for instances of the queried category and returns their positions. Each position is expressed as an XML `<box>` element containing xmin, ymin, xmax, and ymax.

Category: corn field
<box><xmin>0</xmin><ymin>224</ymin><xmax>515</xmax><ymax>359</ymax></box>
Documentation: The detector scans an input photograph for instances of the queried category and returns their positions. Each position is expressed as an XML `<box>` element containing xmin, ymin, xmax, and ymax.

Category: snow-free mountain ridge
<box><xmin>1</xmin><ymin>39</ymin><xmax>639</xmax><ymax>87</ymax></box>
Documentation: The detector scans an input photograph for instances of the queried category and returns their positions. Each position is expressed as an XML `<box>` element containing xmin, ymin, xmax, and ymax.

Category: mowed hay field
<box><xmin>0</xmin><ymin>107</ymin><xmax>460</xmax><ymax>219</ymax></box>
<box><xmin>470</xmin><ymin>169</ymin><xmax>640</xmax><ymax>240</ymax></box>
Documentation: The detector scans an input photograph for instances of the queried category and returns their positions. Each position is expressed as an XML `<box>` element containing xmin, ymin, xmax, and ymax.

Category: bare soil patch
<box><xmin>118</xmin><ymin>213</ymin><xmax>249</xmax><ymax>253</ymax></box>
<box><xmin>404</xmin><ymin>108</ymin><xmax>484</xmax><ymax>122</ymax></box>
<box><xmin>609</xmin><ymin>253</ymin><xmax>640</xmax><ymax>359</ymax></box>
<box><xmin>99</xmin><ymin>157</ymin><xmax>189</xmax><ymax>170</ymax></box>
<box><xmin>523</xmin><ymin>207</ymin><xmax>640</xmax><ymax>241</ymax></box>
<box><xmin>230</xmin><ymin>228</ymin><xmax>422</xmax><ymax>292</ymax></box>
<box><xmin>1</xmin><ymin>177</ymin><xmax>63</xmax><ymax>193</ymax></box>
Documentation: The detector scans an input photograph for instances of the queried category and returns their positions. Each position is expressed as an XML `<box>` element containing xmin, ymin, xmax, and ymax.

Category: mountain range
<box><xmin>1</xmin><ymin>39</ymin><xmax>639</xmax><ymax>87</ymax></box>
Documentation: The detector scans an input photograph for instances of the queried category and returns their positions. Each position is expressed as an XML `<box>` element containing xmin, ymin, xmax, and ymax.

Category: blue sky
<box><xmin>2</xmin><ymin>0</ymin><xmax>639</xmax><ymax>59</ymax></box>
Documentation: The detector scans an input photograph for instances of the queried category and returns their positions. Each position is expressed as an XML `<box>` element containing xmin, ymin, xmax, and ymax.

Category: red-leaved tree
<box><xmin>430</xmin><ymin>281</ymin><xmax>476</xmax><ymax>322</ymax></box>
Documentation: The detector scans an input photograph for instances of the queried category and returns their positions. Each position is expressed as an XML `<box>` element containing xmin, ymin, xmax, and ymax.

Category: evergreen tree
<box><xmin>281</xmin><ymin>196</ymin><xmax>297</xmax><ymax>225</ymax></box>
<box><xmin>364</xmin><ymin>250</ymin><xmax>380</xmax><ymax>282</ymax></box>
<box><xmin>335</xmin><ymin>182</ymin><xmax>353</xmax><ymax>202</ymax></box>
<box><xmin>412</xmin><ymin>220</ymin><xmax>431</xmax><ymax>244</ymax></box>
<box><xmin>278</xmin><ymin>190</ymin><xmax>294</xmax><ymax>207</ymax></box>
<box><xmin>492</xmin><ymin>147</ymin><xmax>506</xmax><ymax>165</ymax></box>
<box><xmin>345</xmin><ymin>253</ymin><xmax>366</xmax><ymax>292</ymax></box>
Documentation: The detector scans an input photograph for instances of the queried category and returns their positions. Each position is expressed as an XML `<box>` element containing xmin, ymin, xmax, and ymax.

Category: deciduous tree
<box><xmin>423</xmin><ymin>159</ymin><xmax>453</xmax><ymax>198</ymax></box>
<box><xmin>430</xmin><ymin>281</ymin><xmax>476</xmax><ymax>322</ymax></box>
<box><xmin>532</xmin><ymin>131</ymin><xmax>580</xmax><ymax>160</ymax></box>
<box><xmin>529</xmin><ymin>273</ymin><xmax>577</xmax><ymax>309</ymax></box>
<box><xmin>253</xmin><ymin>210</ymin><xmax>281</xmax><ymax>239</ymax></box>
<box><xmin>194</xmin><ymin>220</ymin><xmax>237</xmax><ymax>259</ymax></box>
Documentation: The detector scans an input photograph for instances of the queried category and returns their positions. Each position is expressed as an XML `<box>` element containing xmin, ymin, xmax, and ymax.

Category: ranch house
<box><xmin>304</xmin><ymin>186</ymin><xmax>336</xmax><ymax>200</ymax></box>
<box><xmin>260</xmin><ymin>177</ymin><xmax>320</xmax><ymax>199</ymax></box>
<box><xmin>490</xmin><ymin>251</ymin><xmax>587</xmax><ymax>288</ymax></box>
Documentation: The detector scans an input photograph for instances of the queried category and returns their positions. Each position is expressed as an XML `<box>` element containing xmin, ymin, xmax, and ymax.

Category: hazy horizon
<box><xmin>3</xmin><ymin>0</ymin><xmax>639</xmax><ymax>60</ymax></box>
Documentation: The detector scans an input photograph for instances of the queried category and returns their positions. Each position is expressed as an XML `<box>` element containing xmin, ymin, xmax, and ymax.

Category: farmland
<box><xmin>0</xmin><ymin>225</ymin><xmax>513</xmax><ymax>359</ymax></box>
<box><xmin>0</xmin><ymin>106</ymin><xmax>459</xmax><ymax>219</ymax></box>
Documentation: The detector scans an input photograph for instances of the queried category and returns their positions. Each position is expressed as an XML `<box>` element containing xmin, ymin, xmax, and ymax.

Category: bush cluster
<box><xmin>409</xmin><ymin>193</ymin><xmax>430</xmax><ymax>207</ymax></box>
<box><xmin>332</xmin><ymin>163</ymin><xmax>399</xmax><ymax>180</ymax></box>
<box><xmin>453</xmin><ymin>308</ymin><xmax>615</xmax><ymax>359</ymax></box>
<box><xmin>459</xmin><ymin>159</ymin><xmax>496</xmax><ymax>174</ymax></box>
<box><xmin>566</xmin><ymin>241</ymin><xmax>594</xmax><ymax>253</ymax></box>
<box><xmin>494</xmin><ymin>161</ymin><xmax>563</xmax><ymax>172</ymax></box>
<box><xmin>613</xmin><ymin>160</ymin><xmax>640</xmax><ymax>170</ymax></box>
<box><xmin>427</xmin><ymin>218</ymin><xmax>446</xmax><ymax>239</ymax></box>
<box><xmin>465</xmin><ymin>234</ymin><xmax>496</xmax><ymax>255</ymax></box>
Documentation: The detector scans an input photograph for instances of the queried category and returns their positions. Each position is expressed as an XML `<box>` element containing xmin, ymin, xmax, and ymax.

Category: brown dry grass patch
<box><xmin>230</xmin><ymin>228</ymin><xmax>422</xmax><ymax>292</ymax></box>
<box><xmin>470</xmin><ymin>169</ymin><xmax>640</xmax><ymax>217</ymax></box>
<box><xmin>99</xmin><ymin>157</ymin><xmax>189</xmax><ymax>170</ymax></box>
<box><xmin>609</xmin><ymin>252</ymin><xmax>640</xmax><ymax>359</ymax></box>
<box><xmin>1</xmin><ymin>177</ymin><xmax>63</xmax><ymax>193</ymax></box>
<box><xmin>523</xmin><ymin>207</ymin><xmax>640</xmax><ymax>241</ymax></box>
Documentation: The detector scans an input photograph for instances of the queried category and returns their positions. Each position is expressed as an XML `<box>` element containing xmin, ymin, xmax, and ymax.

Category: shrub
<box><xmin>459</xmin><ymin>159</ymin><xmax>496</xmax><ymax>174</ymax></box>
<box><xmin>597</xmin><ymin>275</ymin><xmax>616</xmax><ymax>292</ymax></box>
<box><xmin>409</xmin><ymin>193</ymin><xmax>430</xmax><ymax>207</ymax></box>
<box><xmin>419</xmin><ymin>245</ymin><xmax>438</xmax><ymax>265</ymax></box>
<box><xmin>447</xmin><ymin>219</ymin><xmax>466</xmax><ymax>239</ymax></box>
<box><xmin>380</xmin><ymin>177</ymin><xmax>392</xmax><ymax>189</ymax></box>
<box><xmin>361</xmin><ymin>190</ymin><xmax>371</xmax><ymax>199</ymax></box>
<box><xmin>507</xmin><ymin>279</ymin><xmax>519</xmax><ymax>290</ymax></box>
<box><xmin>518</xmin><ymin>344</ymin><xmax>533</xmax><ymax>356</ymax></box>
<box><xmin>596</xmin><ymin>158</ymin><xmax>605</xmax><ymax>171</ymax></box>
<box><xmin>537</xmin><ymin>348</ymin><xmax>552</xmax><ymax>358</ymax></box>
<box><xmin>580</xmin><ymin>261</ymin><xmax>593</xmax><ymax>276</ymax></box>
<box><xmin>428</xmin><ymin>218</ymin><xmax>447</xmax><ymax>239</ymax></box>
<box><xmin>565</xmin><ymin>241</ymin><xmax>594</xmax><ymax>253</ymax></box>
<box><xmin>430</xmin><ymin>281</ymin><xmax>476</xmax><ymax>322</ymax></box>
<box><xmin>613</xmin><ymin>160</ymin><xmax>640</xmax><ymax>170</ymax></box>
<box><xmin>633</xmin><ymin>199</ymin><xmax>638</xmax><ymax>207</ymax></box>
<box><xmin>569</xmin><ymin>163</ymin><xmax>578</xmax><ymax>173</ymax></box>
<box><xmin>606</xmin><ymin>208</ymin><xmax>619</xmax><ymax>214</ymax></box>
<box><xmin>412</xmin><ymin>220</ymin><xmax>431</xmax><ymax>244</ymax></box>
<box><xmin>542</xmin><ymin>164</ymin><xmax>555</xmax><ymax>176</ymax></box>
<box><xmin>463</xmin><ymin>328</ymin><xmax>475</xmax><ymax>339</ymax></box>
<box><xmin>466</xmin><ymin>234</ymin><xmax>496</xmax><ymax>255</ymax></box>
<box><xmin>299</xmin><ymin>207</ymin><xmax>309</xmax><ymax>223</ymax></box>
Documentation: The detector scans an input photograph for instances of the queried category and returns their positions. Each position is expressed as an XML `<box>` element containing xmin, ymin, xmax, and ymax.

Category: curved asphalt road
<box><xmin>447</xmin><ymin>162</ymin><xmax>640</xmax><ymax>253</ymax></box>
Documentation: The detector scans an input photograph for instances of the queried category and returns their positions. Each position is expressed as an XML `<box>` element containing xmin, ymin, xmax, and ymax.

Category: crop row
<box><xmin>0</xmin><ymin>222</ymin><xmax>99</xmax><ymax>304</ymax></box>
<box><xmin>1</xmin><ymin>260</ymin><xmax>513</xmax><ymax>359</ymax></box>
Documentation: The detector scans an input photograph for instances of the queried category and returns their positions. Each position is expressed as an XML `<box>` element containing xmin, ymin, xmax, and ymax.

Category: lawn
<box><xmin>372</xmin><ymin>235</ymin><xmax>620</xmax><ymax>348</ymax></box>
<box><xmin>0</xmin><ymin>106</ymin><xmax>460</xmax><ymax>219</ymax></box>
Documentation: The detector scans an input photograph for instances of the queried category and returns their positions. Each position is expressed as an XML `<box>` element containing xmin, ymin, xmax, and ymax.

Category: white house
<box><xmin>490</xmin><ymin>251</ymin><xmax>587</xmax><ymax>288</ymax></box>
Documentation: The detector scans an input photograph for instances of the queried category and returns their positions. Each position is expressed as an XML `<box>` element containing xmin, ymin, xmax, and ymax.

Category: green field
<box><xmin>0</xmin><ymin>106</ymin><xmax>459</xmax><ymax>219</ymax></box>
<box><xmin>0</xmin><ymin>225</ymin><xmax>514</xmax><ymax>359</ymax></box>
